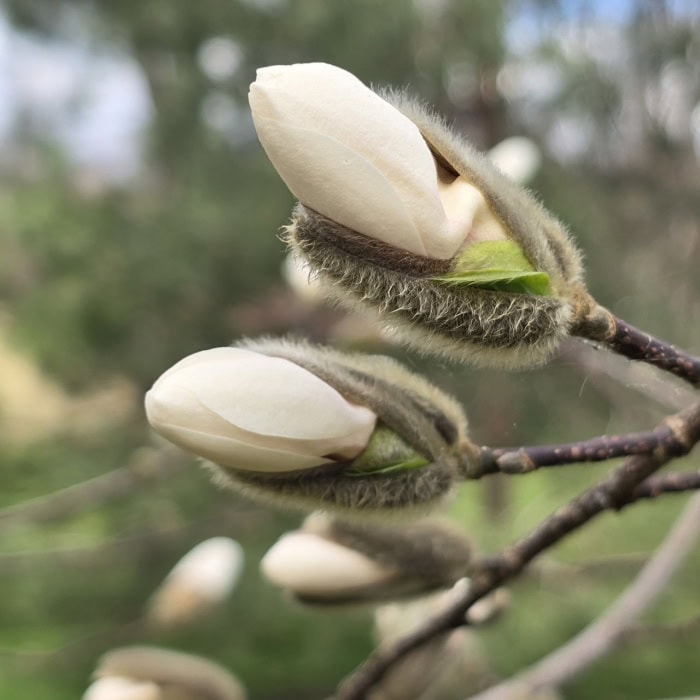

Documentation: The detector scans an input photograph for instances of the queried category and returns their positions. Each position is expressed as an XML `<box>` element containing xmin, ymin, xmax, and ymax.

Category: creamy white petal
<box><xmin>250</xmin><ymin>62</ymin><xmax>465</xmax><ymax>259</ymax></box>
<box><xmin>146</xmin><ymin>384</ymin><xmax>373</xmax><ymax>465</ymax></box>
<box><xmin>261</xmin><ymin>532</ymin><xmax>395</xmax><ymax>596</ymax></box>
<box><xmin>152</xmin><ymin>348</ymin><xmax>376</xmax><ymax>443</ymax></box>
<box><xmin>436</xmin><ymin>166</ymin><xmax>508</xmax><ymax>247</ymax></box>
<box><xmin>251</xmin><ymin>116</ymin><xmax>428</xmax><ymax>255</ymax></box>
<box><xmin>152</xmin><ymin>423</ymin><xmax>335</xmax><ymax>472</ymax></box>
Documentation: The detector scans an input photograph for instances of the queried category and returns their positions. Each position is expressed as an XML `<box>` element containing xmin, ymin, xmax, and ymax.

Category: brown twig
<box><xmin>574</xmin><ymin>308</ymin><xmax>700</xmax><ymax>388</ymax></box>
<box><xmin>334</xmin><ymin>402</ymin><xmax>700</xmax><ymax>700</ymax></box>
<box><xmin>469</xmin><ymin>491</ymin><xmax>700</xmax><ymax>699</ymax></box>
<box><xmin>475</xmin><ymin>424</ymin><xmax>674</xmax><ymax>476</ymax></box>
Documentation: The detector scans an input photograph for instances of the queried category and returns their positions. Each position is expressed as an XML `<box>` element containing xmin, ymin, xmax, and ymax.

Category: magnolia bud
<box><xmin>146</xmin><ymin>537</ymin><xmax>243</xmax><ymax>628</ymax></box>
<box><xmin>90</xmin><ymin>647</ymin><xmax>246</xmax><ymax>700</ymax></box>
<box><xmin>220</xmin><ymin>338</ymin><xmax>477</xmax><ymax>516</ymax></box>
<box><xmin>145</xmin><ymin>347</ymin><xmax>377</xmax><ymax>474</ymax></box>
<box><xmin>260</xmin><ymin>513</ymin><xmax>472</xmax><ymax>605</ymax></box>
<box><xmin>250</xmin><ymin>62</ymin><xmax>589</xmax><ymax>368</ymax></box>
<box><xmin>147</xmin><ymin>338</ymin><xmax>476</xmax><ymax>517</ymax></box>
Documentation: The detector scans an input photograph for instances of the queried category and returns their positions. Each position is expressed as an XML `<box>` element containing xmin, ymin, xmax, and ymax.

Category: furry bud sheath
<box><xmin>261</xmin><ymin>512</ymin><xmax>472</xmax><ymax>605</ymax></box>
<box><xmin>250</xmin><ymin>62</ymin><xmax>587</xmax><ymax>368</ymax></box>
<box><xmin>218</xmin><ymin>338</ymin><xmax>477</xmax><ymax>517</ymax></box>
<box><xmin>147</xmin><ymin>338</ymin><xmax>475</xmax><ymax>517</ymax></box>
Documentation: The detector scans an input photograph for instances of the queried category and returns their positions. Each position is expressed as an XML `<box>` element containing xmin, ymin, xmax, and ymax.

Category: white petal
<box><xmin>250</xmin><ymin>62</ymin><xmax>464</xmax><ymax>259</ymax></box>
<box><xmin>252</xmin><ymin>116</ymin><xmax>428</xmax><ymax>255</ymax></box>
<box><xmin>151</xmin><ymin>423</ymin><xmax>335</xmax><ymax>472</ymax></box>
<box><xmin>83</xmin><ymin>677</ymin><xmax>160</xmax><ymax>700</ymax></box>
<box><xmin>436</xmin><ymin>166</ymin><xmax>508</xmax><ymax>248</ymax></box>
<box><xmin>145</xmin><ymin>348</ymin><xmax>377</xmax><ymax>469</ymax></box>
<box><xmin>154</xmin><ymin>349</ymin><xmax>376</xmax><ymax>443</ymax></box>
<box><xmin>261</xmin><ymin>532</ymin><xmax>395</xmax><ymax>596</ymax></box>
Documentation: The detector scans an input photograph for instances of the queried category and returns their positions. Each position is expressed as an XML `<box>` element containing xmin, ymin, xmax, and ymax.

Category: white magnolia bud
<box><xmin>147</xmin><ymin>537</ymin><xmax>243</xmax><ymax>627</ymax></box>
<box><xmin>145</xmin><ymin>347</ymin><xmax>376</xmax><ymax>473</ymax></box>
<box><xmin>249</xmin><ymin>62</ymin><xmax>507</xmax><ymax>260</ymax></box>
<box><xmin>93</xmin><ymin>647</ymin><xmax>246</xmax><ymax>700</ymax></box>
<box><xmin>260</xmin><ymin>531</ymin><xmax>395</xmax><ymax>598</ymax></box>
<box><xmin>82</xmin><ymin>676</ymin><xmax>160</xmax><ymax>700</ymax></box>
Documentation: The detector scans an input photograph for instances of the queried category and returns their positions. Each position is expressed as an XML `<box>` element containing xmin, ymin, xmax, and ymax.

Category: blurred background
<box><xmin>0</xmin><ymin>0</ymin><xmax>699</xmax><ymax>698</ymax></box>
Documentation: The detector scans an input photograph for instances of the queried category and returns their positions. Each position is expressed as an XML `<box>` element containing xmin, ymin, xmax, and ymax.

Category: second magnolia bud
<box><xmin>145</xmin><ymin>339</ymin><xmax>477</xmax><ymax>516</ymax></box>
<box><xmin>261</xmin><ymin>513</ymin><xmax>473</xmax><ymax>605</ymax></box>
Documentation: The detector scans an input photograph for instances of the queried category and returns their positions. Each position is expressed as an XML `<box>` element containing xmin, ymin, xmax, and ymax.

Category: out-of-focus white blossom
<box><xmin>145</xmin><ymin>347</ymin><xmax>376</xmax><ymax>473</ymax></box>
<box><xmin>249</xmin><ymin>62</ymin><xmax>508</xmax><ymax>260</ymax></box>
<box><xmin>146</xmin><ymin>537</ymin><xmax>243</xmax><ymax>627</ymax></box>
<box><xmin>261</xmin><ymin>531</ymin><xmax>395</xmax><ymax>598</ymax></box>
<box><xmin>488</xmin><ymin>136</ymin><xmax>542</xmax><ymax>185</ymax></box>
<box><xmin>82</xmin><ymin>676</ymin><xmax>160</xmax><ymax>700</ymax></box>
<box><xmin>89</xmin><ymin>647</ymin><xmax>246</xmax><ymax>700</ymax></box>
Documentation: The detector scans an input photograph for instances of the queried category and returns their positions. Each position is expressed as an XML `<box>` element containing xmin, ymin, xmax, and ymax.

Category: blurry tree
<box><xmin>0</xmin><ymin>1</ymin><xmax>698</xmax><ymax>699</ymax></box>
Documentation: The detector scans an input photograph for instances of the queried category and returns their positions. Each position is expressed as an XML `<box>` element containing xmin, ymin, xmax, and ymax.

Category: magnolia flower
<box><xmin>145</xmin><ymin>347</ymin><xmax>376</xmax><ymax>473</ymax></box>
<box><xmin>146</xmin><ymin>537</ymin><xmax>243</xmax><ymax>627</ymax></box>
<box><xmin>249</xmin><ymin>62</ymin><xmax>508</xmax><ymax>260</ymax></box>
<box><xmin>87</xmin><ymin>647</ymin><xmax>246</xmax><ymax>700</ymax></box>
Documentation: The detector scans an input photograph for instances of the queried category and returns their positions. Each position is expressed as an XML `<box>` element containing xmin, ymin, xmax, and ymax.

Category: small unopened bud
<box><xmin>261</xmin><ymin>512</ymin><xmax>472</xmax><ymax>605</ymax></box>
<box><xmin>88</xmin><ymin>646</ymin><xmax>246</xmax><ymax>700</ymax></box>
<box><xmin>250</xmin><ymin>62</ymin><xmax>588</xmax><ymax>368</ymax></box>
<box><xmin>146</xmin><ymin>537</ymin><xmax>243</xmax><ymax>628</ymax></box>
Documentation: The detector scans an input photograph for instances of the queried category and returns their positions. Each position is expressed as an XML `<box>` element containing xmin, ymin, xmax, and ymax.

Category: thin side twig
<box><xmin>335</xmin><ymin>402</ymin><xmax>700</xmax><ymax>700</ymax></box>
<box><xmin>469</xmin><ymin>491</ymin><xmax>700</xmax><ymax>699</ymax></box>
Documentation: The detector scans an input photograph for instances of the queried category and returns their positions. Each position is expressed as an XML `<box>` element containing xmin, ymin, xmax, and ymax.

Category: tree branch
<box><xmin>574</xmin><ymin>308</ymin><xmax>700</xmax><ymax>388</ymax></box>
<box><xmin>334</xmin><ymin>402</ymin><xmax>700</xmax><ymax>700</ymax></box>
<box><xmin>475</xmin><ymin>422</ymin><xmax>677</xmax><ymax>476</ymax></box>
<box><xmin>469</xmin><ymin>491</ymin><xmax>700</xmax><ymax>699</ymax></box>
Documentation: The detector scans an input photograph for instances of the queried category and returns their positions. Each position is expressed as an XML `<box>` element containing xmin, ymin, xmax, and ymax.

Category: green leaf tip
<box><xmin>431</xmin><ymin>240</ymin><xmax>551</xmax><ymax>296</ymax></box>
<box><xmin>344</xmin><ymin>426</ymin><xmax>430</xmax><ymax>477</ymax></box>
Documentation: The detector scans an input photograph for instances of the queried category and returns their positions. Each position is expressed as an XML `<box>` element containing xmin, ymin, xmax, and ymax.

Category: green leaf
<box><xmin>343</xmin><ymin>426</ymin><xmax>430</xmax><ymax>477</ymax></box>
<box><xmin>344</xmin><ymin>456</ymin><xmax>430</xmax><ymax>477</ymax></box>
<box><xmin>431</xmin><ymin>240</ymin><xmax>551</xmax><ymax>296</ymax></box>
